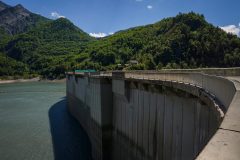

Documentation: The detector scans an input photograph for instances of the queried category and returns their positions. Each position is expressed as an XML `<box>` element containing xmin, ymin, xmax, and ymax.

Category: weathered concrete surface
<box><xmin>66</xmin><ymin>75</ymin><xmax>113</xmax><ymax>160</ymax></box>
<box><xmin>111</xmin><ymin>83</ymin><xmax>220</xmax><ymax>160</ymax></box>
<box><xmin>222</xmin><ymin>77</ymin><xmax>240</xmax><ymax>132</ymax></box>
<box><xmin>66</xmin><ymin>70</ymin><xmax>240</xmax><ymax>160</ymax></box>
<box><xmin>122</xmin><ymin>71</ymin><xmax>236</xmax><ymax>111</ymax></box>
<box><xmin>197</xmin><ymin>129</ymin><xmax>240</xmax><ymax>160</ymax></box>
<box><xmin>196</xmin><ymin>77</ymin><xmax>240</xmax><ymax>160</ymax></box>
<box><xmin>221</xmin><ymin>91</ymin><xmax>240</xmax><ymax>132</ymax></box>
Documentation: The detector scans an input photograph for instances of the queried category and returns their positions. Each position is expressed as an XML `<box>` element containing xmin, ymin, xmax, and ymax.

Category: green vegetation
<box><xmin>1</xmin><ymin>18</ymin><xmax>94</xmax><ymax>79</ymax></box>
<box><xmin>1</xmin><ymin>12</ymin><xmax>240</xmax><ymax>79</ymax></box>
<box><xmin>85</xmin><ymin>12</ymin><xmax>240</xmax><ymax>70</ymax></box>
<box><xmin>0</xmin><ymin>53</ymin><xmax>36</xmax><ymax>79</ymax></box>
<box><xmin>0</xmin><ymin>28</ymin><xmax>10</xmax><ymax>50</ymax></box>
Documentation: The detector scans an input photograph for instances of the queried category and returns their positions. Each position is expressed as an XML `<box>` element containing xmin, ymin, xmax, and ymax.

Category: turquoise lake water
<box><xmin>0</xmin><ymin>82</ymin><xmax>91</xmax><ymax>160</ymax></box>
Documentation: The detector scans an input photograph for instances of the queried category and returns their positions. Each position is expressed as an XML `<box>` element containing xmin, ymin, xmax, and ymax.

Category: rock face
<box><xmin>0</xmin><ymin>1</ymin><xmax>10</xmax><ymax>12</ymax></box>
<box><xmin>0</xmin><ymin>1</ymin><xmax>49</xmax><ymax>35</ymax></box>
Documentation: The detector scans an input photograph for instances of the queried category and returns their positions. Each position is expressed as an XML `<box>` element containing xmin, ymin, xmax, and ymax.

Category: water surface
<box><xmin>0</xmin><ymin>82</ymin><xmax>91</xmax><ymax>160</ymax></box>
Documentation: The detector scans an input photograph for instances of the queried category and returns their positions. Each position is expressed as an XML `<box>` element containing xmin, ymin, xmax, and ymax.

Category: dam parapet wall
<box><xmin>66</xmin><ymin>69</ymin><xmax>240</xmax><ymax>160</ymax></box>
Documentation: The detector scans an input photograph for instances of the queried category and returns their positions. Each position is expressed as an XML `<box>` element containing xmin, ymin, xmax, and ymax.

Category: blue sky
<box><xmin>3</xmin><ymin>0</ymin><xmax>240</xmax><ymax>37</ymax></box>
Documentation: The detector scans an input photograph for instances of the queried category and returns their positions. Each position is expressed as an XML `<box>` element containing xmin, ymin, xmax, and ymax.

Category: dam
<box><xmin>66</xmin><ymin>69</ymin><xmax>240</xmax><ymax>160</ymax></box>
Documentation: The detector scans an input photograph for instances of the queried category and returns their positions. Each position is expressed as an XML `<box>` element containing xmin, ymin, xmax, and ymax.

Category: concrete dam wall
<box><xmin>66</xmin><ymin>71</ymin><xmax>240</xmax><ymax>160</ymax></box>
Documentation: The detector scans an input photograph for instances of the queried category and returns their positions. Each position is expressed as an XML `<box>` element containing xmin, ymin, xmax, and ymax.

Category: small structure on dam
<box><xmin>66</xmin><ymin>69</ymin><xmax>240</xmax><ymax>160</ymax></box>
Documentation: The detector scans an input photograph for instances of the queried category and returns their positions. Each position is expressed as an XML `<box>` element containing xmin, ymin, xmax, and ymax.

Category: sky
<box><xmin>3</xmin><ymin>0</ymin><xmax>240</xmax><ymax>37</ymax></box>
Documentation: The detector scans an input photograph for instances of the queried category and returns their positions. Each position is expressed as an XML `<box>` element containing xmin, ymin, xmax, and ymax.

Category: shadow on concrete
<box><xmin>48</xmin><ymin>97</ymin><xmax>92</xmax><ymax>160</ymax></box>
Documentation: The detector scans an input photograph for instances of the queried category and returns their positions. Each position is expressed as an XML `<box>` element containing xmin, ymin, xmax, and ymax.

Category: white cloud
<box><xmin>50</xmin><ymin>12</ymin><xmax>65</xmax><ymax>19</ymax></box>
<box><xmin>89</xmin><ymin>32</ymin><xmax>107</xmax><ymax>38</ymax></box>
<box><xmin>89</xmin><ymin>32</ymin><xmax>115</xmax><ymax>38</ymax></box>
<box><xmin>220</xmin><ymin>24</ymin><xmax>240</xmax><ymax>37</ymax></box>
<box><xmin>147</xmin><ymin>5</ymin><xmax>153</xmax><ymax>9</ymax></box>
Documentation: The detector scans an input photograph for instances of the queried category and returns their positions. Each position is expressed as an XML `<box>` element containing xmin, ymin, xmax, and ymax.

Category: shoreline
<box><xmin>0</xmin><ymin>77</ymin><xmax>40</xmax><ymax>84</ymax></box>
<box><xmin>0</xmin><ymin>77</ymin><xmax>66</xmax><ymax>84</ymax></box>
<box><xmin>39</xmin><ymin>78</ymin><xmax>66</xmax><ymax>83</ymax></box>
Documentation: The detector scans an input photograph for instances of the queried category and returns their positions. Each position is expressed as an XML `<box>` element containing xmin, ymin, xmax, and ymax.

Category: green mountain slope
<box><xmin>0</xmin><ymin>53</ymin><xmax>30</xmax><ymax>78</ymax></box>
<box><xmin>2</xmin><ymin>18</ymin><xmax>94</xmax><ymax>79</ymax></box>
<box><xmin>5</xmin><ymin>18</ymin><xmax>94</xmax><ymax>59</ymax></box>
<box><xmin>83</xmin><ymin>12</ymin><xmax>240</xmax><ymax>70</ymax></box>
<box><xmin>0</xmin><ymin>27</ymin><xmax>10</xmax><ymax>49</ymax></box>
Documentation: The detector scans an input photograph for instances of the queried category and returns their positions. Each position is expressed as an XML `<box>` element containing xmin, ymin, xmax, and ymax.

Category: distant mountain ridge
<box><xmin>0</xmin><ymin>1</ymin><xmax>10</xmax><ymax>12</ymax></box>
<box><xmin>0</xmin><ymin>1</ymin><xmax>49</xmax><ymax>35</ymax></box>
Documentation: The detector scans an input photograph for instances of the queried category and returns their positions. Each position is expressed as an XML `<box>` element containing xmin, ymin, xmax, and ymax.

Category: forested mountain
<box><xmin>0</xmin><ymin>53</ymin><xmax>30</xmax><ymax>79</ymax></box>
<box><xmin>1</xmin><ymin>17</ymin><xmax>94</xmax><ymax>79</ymax></box>
<box><xmin>0</xmin><ymin>1</ymin><xmax>94</xmax><ymax>79</ymax></box>
<box><xmin>83</xmin><ymin>12</ymin><xmax>240</xmax><ymax>70</ymax></box>
<box><xmin>5</xmin><ymin>18</ymin><xmax>94</xmax><ymax>61</ymax></box>
<box><xmin>0</xmin><ymin>1</ymin><xmax>240</xmax><ymax>79</ymax></box>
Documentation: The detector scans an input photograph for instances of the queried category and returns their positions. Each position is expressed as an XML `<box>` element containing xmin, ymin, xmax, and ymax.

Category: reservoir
<box><xmin>0</xmin><ymin>82</ymin><xmax>91</xmax><ymax>160</ymax></box>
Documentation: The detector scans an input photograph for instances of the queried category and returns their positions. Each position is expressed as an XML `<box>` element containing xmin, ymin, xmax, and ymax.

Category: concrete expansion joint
<box><xmin>219</xmin><ymin>128</ymin><xmax>240</xmax><ymax>134</ymax></box>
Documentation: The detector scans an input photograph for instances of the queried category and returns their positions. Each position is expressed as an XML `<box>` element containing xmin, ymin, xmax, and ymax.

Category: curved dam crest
<box><xmin>66</xmin><ymin>70</ymin><xmax>240</xmax><ymax>160</ymax></box>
